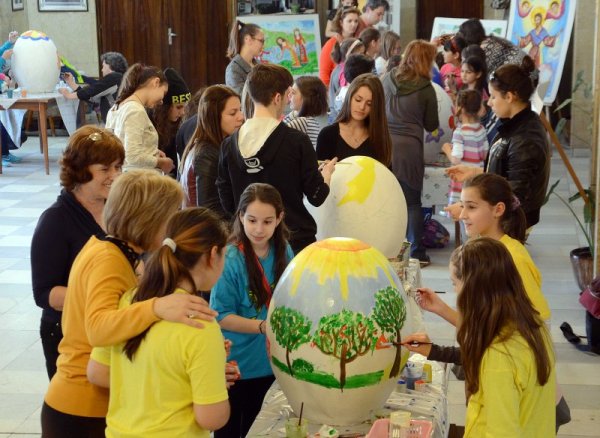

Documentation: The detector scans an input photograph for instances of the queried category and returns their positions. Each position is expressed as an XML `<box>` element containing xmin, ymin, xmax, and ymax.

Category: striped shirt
<box><xmin>449</xmin><ymin>122</ymin><xmax>489</xmax><ymax>204</ymax></box>
<box><xmin>283</xmin><ymin>112</ymin><xmax>326</xmax><ymax>149</ymax></box>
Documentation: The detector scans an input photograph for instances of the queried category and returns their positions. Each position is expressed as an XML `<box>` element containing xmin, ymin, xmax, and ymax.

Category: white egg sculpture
<box><xmin>267</xmin><ymin>238</ymin><xmax>415</xmax><ymax>425</ymax></box>
<box><xmin>423</xmin><ymin>82</ymin><xmax>455</xmax><ymax>164</ymax></box>
<box><xmin>12</xmin><ymin>30</ymin><xmax>60</xmax><ymax>93</ymax></box>
<box><xmin>307</xmin><ymin>155</ymin><xmax>407</xmax><ymax>258</ymax></box>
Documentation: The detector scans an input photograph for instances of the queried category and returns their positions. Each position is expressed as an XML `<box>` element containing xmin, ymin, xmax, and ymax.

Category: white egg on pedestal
<box><xmin>307</xmin><ymin>155</ymin><xmax>407</xmax><ymax>258</ymax></box>
<box><xmin>12</xmin><ymin>30</ymin><xmax>60</xmax><ymax>93</ymax></box>
<box><xmin>423</xmin><ymin>82</ymin><xmax>455</xmax><ymax>164</ymax></box>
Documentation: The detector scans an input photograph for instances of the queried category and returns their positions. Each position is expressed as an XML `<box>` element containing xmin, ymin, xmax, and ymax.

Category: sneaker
<box><xmin>5</xmin><ymin>153</ymin><xmax>22</xmax><ymax>163</ymax></box>
<box><xmin>417</xmin><ymin>255</ymin><xmax>431</xmax><ymax>268</ymax></box>
<box><xmin>560</xmin><ymin>322</ymin><xmax>582</xmax><ymax>344</ymax></box>
<box><xmin>1</xmin><ymin>156</ymin><xmax>12</xmax><ymax>167</ymax></box>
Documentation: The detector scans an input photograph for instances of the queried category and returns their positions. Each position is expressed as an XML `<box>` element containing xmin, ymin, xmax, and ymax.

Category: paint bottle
<box><xmin>396</xmin><ymin>379</ymin><xmax>407</xmax><ymax>393</ymax></box>
<box><xmin>423</xmin><ymin>363</ymin><xmax>433</xmax><ymax>383</ymax></box>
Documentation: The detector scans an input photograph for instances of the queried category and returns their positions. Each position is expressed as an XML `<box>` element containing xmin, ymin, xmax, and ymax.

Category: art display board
<box><xmin>506</xmin><ymin>0</ymin><xmax>576</xmax><ymax>105</ymax></box>
<box><xmin>430</xmin><ymin>17</ymin><xmax>508</xmax><ymax>41</ymax></box>
<box><xmin>241</xmin><ymin>14</ymin><xmax>321</xmax><ymax>77</ymax></box>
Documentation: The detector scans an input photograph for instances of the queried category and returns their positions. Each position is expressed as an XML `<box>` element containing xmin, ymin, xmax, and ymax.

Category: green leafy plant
<box><xmin>544</xmin><ymin>179</ymin><xmax>595</xmax><ymax>256</ymax></box>
<box><xmin>554</xmin><ymin>70</ymin><xmax>594</xmax><ymax>138</ymax></box>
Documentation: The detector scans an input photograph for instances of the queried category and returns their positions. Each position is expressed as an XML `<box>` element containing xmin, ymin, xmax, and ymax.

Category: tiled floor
<box><xmin>0</xmin><ymin>135</ymin><xmax>598</xmax><ymax>437</ymax></box>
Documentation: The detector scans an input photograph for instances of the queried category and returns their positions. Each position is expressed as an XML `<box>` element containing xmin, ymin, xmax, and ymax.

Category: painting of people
<box><xmin>250</xmin><ymin>14</ymin><xmax>321</xmax><ymax>77</ymax></box>
<box><xmin>506</xmin><ymin>0</ymin><xmax>576</xmax><ymax>104</ymax></box>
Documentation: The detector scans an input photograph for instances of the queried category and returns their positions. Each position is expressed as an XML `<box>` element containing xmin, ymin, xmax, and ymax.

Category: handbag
<box><xmin>579</xmin><ymin>286</ymin><xmax>600</xmax><ymax>319</ymax></box>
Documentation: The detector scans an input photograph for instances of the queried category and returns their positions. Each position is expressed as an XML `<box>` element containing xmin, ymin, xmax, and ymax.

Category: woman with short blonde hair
<box><xmin>42</xmin><ymin>169</ymin><xmax>218</xmax><ymax>437</ymax></box>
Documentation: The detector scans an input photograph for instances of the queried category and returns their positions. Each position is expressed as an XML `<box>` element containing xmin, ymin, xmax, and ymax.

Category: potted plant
<box><xmin>545</xmin><ymin>180</ymin><xmax>595</xmax><ymax>290</ymax></box>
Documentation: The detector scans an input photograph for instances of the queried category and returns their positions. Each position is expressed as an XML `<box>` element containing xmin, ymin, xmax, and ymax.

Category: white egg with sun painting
<box><xmin>307</xmin><ymin>155</ymin><xmax>407</xmax><ymax>258</ymax></box>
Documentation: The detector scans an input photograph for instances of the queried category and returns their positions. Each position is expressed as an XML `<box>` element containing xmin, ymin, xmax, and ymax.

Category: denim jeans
<box><xmin>399</xmin><ymin>180</ymin><xmax>427</xmax><ymax>260</ymax></box>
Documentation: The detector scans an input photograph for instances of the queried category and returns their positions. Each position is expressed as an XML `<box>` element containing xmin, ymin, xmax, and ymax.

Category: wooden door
<box><xmin>96</xmin><ymin>0</ymin><xmax>232</xmax><ymax>93</ymax></box>
<box><xmin>416</xmin><ymin>1</ymin><xmax>484</xmax><ymax>40</ymax></box>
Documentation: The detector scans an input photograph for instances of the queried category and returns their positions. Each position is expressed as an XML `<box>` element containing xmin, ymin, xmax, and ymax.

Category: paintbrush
<box><xmin>380</xmin><ymin>341</ymin><xmax>433</xmax><ymax>347</ymax></box>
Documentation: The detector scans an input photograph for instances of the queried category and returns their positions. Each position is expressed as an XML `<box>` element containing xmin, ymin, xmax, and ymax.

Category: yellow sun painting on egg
<box><xmin>287</xmin><ymin>238</ymin><xmax>395</xmax><ymax>300</ymax></box>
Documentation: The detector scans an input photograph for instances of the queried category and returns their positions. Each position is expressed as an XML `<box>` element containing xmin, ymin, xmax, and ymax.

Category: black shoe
<box><xmin>560</xmin><ymin>322</ymin><xmax>582</xmax><ymax>344</ymax></box>
<box><xmin>417</xmin><ymin>255</ymin><xmax>431</xmax><ymax>268</ymax></box>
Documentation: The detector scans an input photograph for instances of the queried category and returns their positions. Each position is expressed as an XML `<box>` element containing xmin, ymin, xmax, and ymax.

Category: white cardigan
<box><xmin>105</xmin><ymin>100</ymin><xmax>159</xmax><ymax>170</ymax></box>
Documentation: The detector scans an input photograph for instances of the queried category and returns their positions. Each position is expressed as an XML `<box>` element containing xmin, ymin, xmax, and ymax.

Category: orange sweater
<box><xmin>319</xmin><ymin>37</ymin><xmax>339</xmax><ymax>87</ymax></box>
<box><xmin>45</xmin><ymin>236</ymin><xmax>159</xmax><ymax>417</ymax></box>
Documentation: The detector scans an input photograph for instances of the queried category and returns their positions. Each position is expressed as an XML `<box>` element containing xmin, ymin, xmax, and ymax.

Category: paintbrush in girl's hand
<box><xmin>380</xmin><ymin>341</ymin><xmax>433</xmax><ymax>347</ymax></box>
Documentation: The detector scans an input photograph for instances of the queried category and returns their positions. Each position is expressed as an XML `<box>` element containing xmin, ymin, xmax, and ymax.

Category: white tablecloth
<box><xmin>0</xmin><ymin>92</ymin><xmax>79</xmax><ymax>148</ymax></box>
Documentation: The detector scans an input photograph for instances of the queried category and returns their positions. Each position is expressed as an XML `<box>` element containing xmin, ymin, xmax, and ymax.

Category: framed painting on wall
<box><xmin>506</xmin><ymin>0</ymin><xmax>577</xmax><ymax>105</ymax></box>
<box><xmin>12</xmin><ymin>0</ymin><xmax>24</xmax><ymax>11</ymax></box>
<box><xmin>38</xmin><ymin>0</ymin><xmax>88</xmax><ymax>12</ymax></box>
<box><xmin>430</xmin><ymin>17</ymin><xmax>508</xmax><ymax>41</ymax></box>
<box><xmin>239</xmin><ymin>14</ymin><xmax>321</xmax><ymax>77</ymax></box>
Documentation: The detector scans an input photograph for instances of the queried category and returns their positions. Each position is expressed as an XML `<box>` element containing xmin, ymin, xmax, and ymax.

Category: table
<box><xmin>247</xmin><ymin>361</ymin><xmax>449</xmax><ymax>437</ymax></box>
<box><xmin>0</xmin><ymin>92</ymin><xmax>79</xmax><ymax>175</ymax></box>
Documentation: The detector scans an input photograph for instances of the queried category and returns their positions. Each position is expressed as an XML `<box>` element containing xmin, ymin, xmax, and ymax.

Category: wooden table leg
<box><xmin>38</xmin><ymin>102</ymin><xmax>49</xmax><ymax>175</ymax></box>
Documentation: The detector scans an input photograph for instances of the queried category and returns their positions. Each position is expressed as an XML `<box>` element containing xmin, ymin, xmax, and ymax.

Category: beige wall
<box><xmin>570</xmin><ymin>0</ymin><xmax>596</xmax><ymax>149</ymax></box>
<box><xmin>0</xmin><ymin>0</ymin><xmax>99</xmax><ymax>77</ymax></box>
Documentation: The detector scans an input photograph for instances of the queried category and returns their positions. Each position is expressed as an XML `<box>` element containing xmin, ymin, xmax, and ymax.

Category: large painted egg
<box><xmin>423</xmin><ymin>82</ymin><xmax>455</xmax><ymax>164</ymax></box>
<box><xmin>266</xmin><ymin>238</ymin><xmax>416</xmax><ymax>425</ymax></box>
<box><xmin>307</xmin><ymin>156</ymin><xmax>407</xmax><ymax>258</ymax></box>
<box><xmin>12</xmin><ymin>30</ymin><xmax>60</xmax><ymax>93</ymax></box>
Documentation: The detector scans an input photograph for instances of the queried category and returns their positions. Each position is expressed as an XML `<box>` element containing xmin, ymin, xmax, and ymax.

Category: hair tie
<box><xmin>511</xmin><ymin>195</ymin><xmax>521</xmax><ymax>211</ymax></box>
<box><xmin>162</xmin><ymin>237</ymin><xmax>177</xmax><ymax>253</ymax></box>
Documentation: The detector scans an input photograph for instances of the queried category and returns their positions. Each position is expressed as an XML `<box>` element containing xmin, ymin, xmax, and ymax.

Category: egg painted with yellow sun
<box><xmin>307</xmin><ymin>155</ymin><xmax>408</xmax><ymax>258</ymax></box>
<box><xmin>266</xmin><ymin>238</ymin><xmax>415</xmax><ymax>425</ymax></box>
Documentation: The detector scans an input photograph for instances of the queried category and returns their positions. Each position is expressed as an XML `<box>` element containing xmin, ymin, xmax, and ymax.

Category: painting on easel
<box><xmin>506</xmin><ymin>0</ymin><xmax>576</xmax><ymax>105</ymax></box>
<box><xmin>245</xmin><ymin>14</ymin><xmax>321</xmax><ymax>78</ymax></box>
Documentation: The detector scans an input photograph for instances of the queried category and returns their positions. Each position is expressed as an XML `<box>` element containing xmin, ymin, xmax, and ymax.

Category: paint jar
<box><xmin>388</xmin><ymin>410</ymin><xmax>411</xmax><ymax>438</ymax></box>
<box><xmin>20</xmin><ymin>88</ymin><xmax>27</xmax><ymax>98</ymax></box>
<box><xmin>414</xmin><ymin>379</ymin><xmax>427</xmax><ymax>392</ymax></box>
<box><xmin>285</xmin><ymin>418</ymin><xmax>307</xmax><ymax>438</ymax></box>
<box><xmin>396</xmin><ymin>379</ymin><xmax>407</xmax><ymax>393</ymax></box>
<box><xmin>6</xmin><ymin>88</ymin><xmax>13</xmax><ymax>98</ymax></box>
<box><xmin>422</xmin><ymin>363</ymin><xmax>433</xmax><ymax>383</ymax></box>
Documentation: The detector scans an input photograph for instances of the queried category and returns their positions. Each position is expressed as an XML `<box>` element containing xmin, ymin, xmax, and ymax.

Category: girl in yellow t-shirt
<box><xmin>407</xmin><ymin>238</ymin><xmax>555</xmax><ymax>437</ymax></box>
<box><xmin>87</xmin><ymin>207</ymin><xmax>231</xmax><ymax>437</ymax></box>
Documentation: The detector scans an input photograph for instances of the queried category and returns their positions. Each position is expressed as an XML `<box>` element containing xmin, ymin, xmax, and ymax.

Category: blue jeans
<box><xmin>399</xmin><ymin>180</ymin><xmax>427</xmax><ymax>260</ymax></box>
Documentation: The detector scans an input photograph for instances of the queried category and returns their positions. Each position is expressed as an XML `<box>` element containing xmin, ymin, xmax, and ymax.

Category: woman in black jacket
<box><xmin>446</xmin><ymin>56</ymin><xmax>550</xmax><ymax>229</ymax></box>
<box><xmin>179</xmin><ymin>85</ymin><xmax>244</xmax><ymax>216</ymax></box>
<box><xmin>31</xmin><ymin>127</ymin><xmax>124</xmax><ymax>379</ymax></box>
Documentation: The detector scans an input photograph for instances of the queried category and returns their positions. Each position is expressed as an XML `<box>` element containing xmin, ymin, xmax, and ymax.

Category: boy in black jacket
<box><xmin>217</xmin><ymin>64</ymin><xmax>336</xmax><ymax>253</ymax></box>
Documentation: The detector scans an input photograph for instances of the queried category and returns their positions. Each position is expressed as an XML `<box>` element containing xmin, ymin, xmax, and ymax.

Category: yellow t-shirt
<box><xmin>500</xmin><ymin>234</ymin><xmax>551</xmax><ymax>321</ymax></box>
<box><xmin>92</xmin><ymin>289</ymin><xmax>228</xmax><ymax>438</ymax></box>
<box><xmin>465</xmin><ymin>331</ymin><xmax>556</xmax><ymax>437</ymax></box>
<box><xmin>45</xmin><ymin>236</ymin><xmax>158</xmax><ymax>417</ymax></box>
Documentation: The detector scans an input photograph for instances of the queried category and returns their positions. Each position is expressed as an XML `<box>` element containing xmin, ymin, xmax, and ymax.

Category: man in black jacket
<box><xmin>217</xmin><ymin>64</ymin><xmax>336</xmax><ymax>253</ymax></box>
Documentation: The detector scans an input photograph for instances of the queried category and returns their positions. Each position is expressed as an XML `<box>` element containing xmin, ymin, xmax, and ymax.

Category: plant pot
<box><xmin>570</xmin><ymin>247</ymin><xmax>593</xmax><ymax>291</ymax></box>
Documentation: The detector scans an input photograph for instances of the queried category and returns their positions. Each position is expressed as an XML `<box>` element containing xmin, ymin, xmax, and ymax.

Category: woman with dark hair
<box><xmin>405</xmin><ymin>238</ymin><xmax>555</xmax><ymax>437</ymax></box>
<box><xmin>59</xmin><ymin>52</ymin><xmax>128</xmax><ymax>123</ymax></box>
<box><xmin>180</xmin><ymin>85</ymin><xmax>244</xmax><ymax>212</ymax></box>
<box><xmin>446</xmin><ymin>57</ymin><xmax>550</xmax><ymax>230</ymax></box>
<box><xmin>225</xmin><ymin>20</ymin><xmax>264</xmax><ymax>95</ymax></box>
<box><xmin>382</xmin><ymin>40</ymin><xmax>439</xmax><ymax>265</ymax></box>
<box><xmin>87</xmin><ymin>208</ymin><xmax>231</xmax><ymax>436</ymax></box>
<box><xmin>149</xmin><ymin>67</ymin><xmax>191</xmax><ymax>176</ymax></box>
<box><xmin>318</xmin><ymin>73</ymin><xmax>391</xmax><ymax>166</ymax></box>
<box><xmin>210</xmin><ymin>183</ymin><xmax>294</xmax><ymax>438</ymax></box>
<box><xmin>359</xmin><ymin>27</ymin><xmax>382</xmax><ymax>59</ymax></box>
<box><xmin>284</xmin><ymin>76</ymin><xmax>328</xmax><ymax>148</ymax></box>
<box><xmin>31</xmin><ymin>126</ymin><xmax>124</xmax><ymax>380</ymax></box>
<box><xmin>105</xmin><ymin>64</ymin><xmax>174</xmax><ymax>174</ymax></box>
<box><xmin>175</xmin><ymin>87</ymin><xmax>206</xmax><ymax>161</ymax></box>
<box><xmin>458</xmin><ymin>18</ymin><xmax>531</xmax><ymax>83</ymax></box>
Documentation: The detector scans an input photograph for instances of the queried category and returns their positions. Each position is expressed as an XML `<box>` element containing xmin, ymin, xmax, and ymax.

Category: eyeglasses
<box><xmin>252</xmin><ymin>37</ymin><xmax>265</xmax><ymax>44</ymax></box>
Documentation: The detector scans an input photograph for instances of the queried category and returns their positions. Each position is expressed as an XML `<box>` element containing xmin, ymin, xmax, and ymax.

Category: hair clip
<box><xmin>88</xmin><ymin>132</ymin><xmax>102</xmax><ymax>141</ymax></box>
